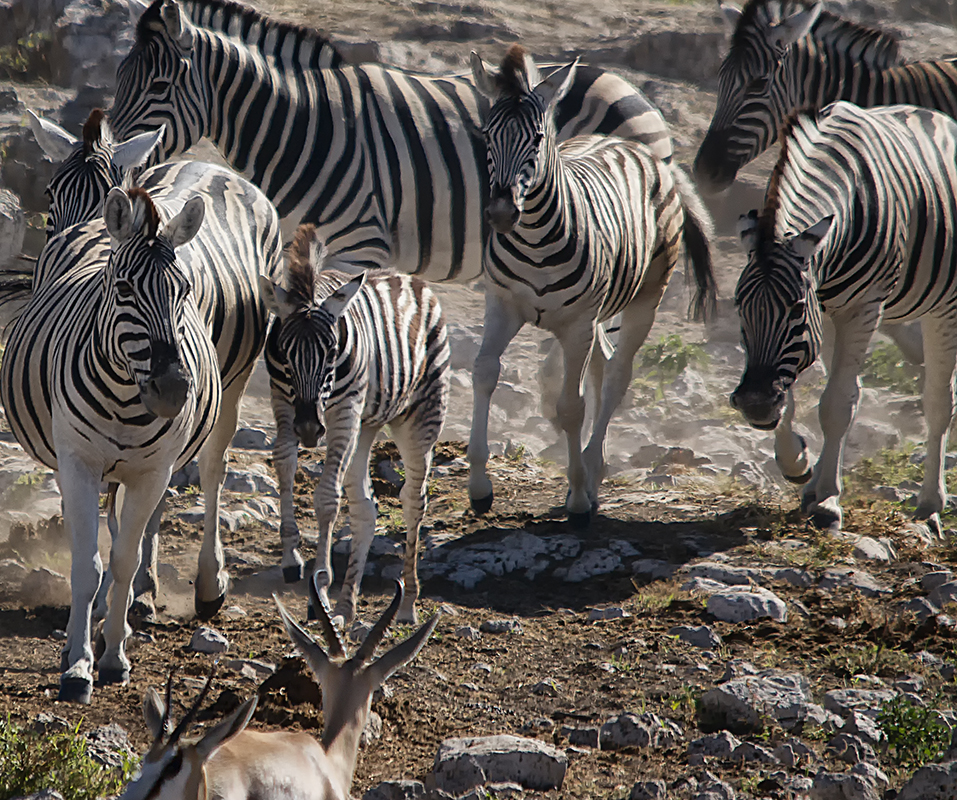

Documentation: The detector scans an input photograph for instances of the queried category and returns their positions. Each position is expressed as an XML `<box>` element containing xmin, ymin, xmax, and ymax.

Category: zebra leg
<box><xmin>194</xmin><ymin>368</ymin><xmax>252</xmax><ymax>619</ymax></box>
<box><xmin>468</xmin><ymin>296</ymin><xmax>525</xmax><ymax>514</ymax></box>
<box><xmin>332</xmin><ymin>423</ymin><xmax>380</xmax><ymax>628</ymax></box>
<box><xmin>98</xmin><ymin>470</ymin><xmax>171</xmax><ymax>688</ymax></box>
<box><xmin>556</xmin><ymin>322</ymin><xmax>598</xmax><ymax>528</ymax></box>
<box><xmin>541</xmin><ymin>326</ymin><xmax>612</xmax><ymax>437</ymax></box>
<box><xmin>774</xmin><ymin>388</ymin><xmax>812</xmax><ymax>485</ymax></box>
<box><xmin>271</xmin><ymin>391</ymin><xmax>305</xmax><ymax>583</ymax></box>
<box><xmin>913</xmin><ymin>316</ymin><xmax>957</xmax><ymax>538</ymax></box>
<box><xmin>93</xmin><ymin>483</ymin><xmax>120</xmax><ymax>622</ymax></box>
<box><xmin>805</xmin><ymin>307</ymin><xmax>879</xmax><ymax>531</ymax></box>
<box><xmin>309</xmin><ymin>401</ymin><xmax>362</xmax><ymax>623</ymax></box>
<box><xmin>56</xmin><ymin>452</ymin><xmax>103</xmax><ymax>704</ymax></box>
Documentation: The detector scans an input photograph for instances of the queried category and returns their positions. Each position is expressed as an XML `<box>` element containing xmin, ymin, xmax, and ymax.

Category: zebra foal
<box><xmin>731</xmin><ymin>101</ymin><xmax>957</xmax><ymax>536</ymax></box>
<box><xmin>467</xmin><ymin>46</ymin><xmax>716</xmax><ymax>525</ymax></box>
<box><xmin>261</xmin><ymin>225</ymin><xmax>449</xmax><ymax>625</ymax></box>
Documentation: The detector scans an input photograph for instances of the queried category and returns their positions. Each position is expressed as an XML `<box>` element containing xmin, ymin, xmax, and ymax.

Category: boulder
<box><xmin>432</xmin><ymin>735</ymin><xmax>567</xmax><ymax>794</ymax></box>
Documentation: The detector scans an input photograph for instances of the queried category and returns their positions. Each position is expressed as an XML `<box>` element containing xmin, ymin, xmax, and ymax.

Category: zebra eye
<box><xmin>533</xmin><ymin>132</ymin><xmax>544</xmax><ymax>145</ymax></box>
<box><xmin>747</xmin><ymin>77</ymin><xmax>769</xmax><ymax>94</ymax></box>
<box><xmin>116</xmin><ymin>279</ymin><xmax>134</xmax><ymax>299</ymax></box>
<box><xmin>150</xmin><ymin>79</ymin><xmax>172</xmax><ymax>95</ymax></box>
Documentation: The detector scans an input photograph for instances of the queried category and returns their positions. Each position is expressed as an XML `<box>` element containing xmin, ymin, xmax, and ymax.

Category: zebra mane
<box><xmin>126</xmin><ymin>187</ymin><xmax>162</xmax><ymax>239</ymax></box>
<box><xmin>81</xmin><ymin>109</ymin><xmax>111</xmax><ymax>155</ymax></box>
<box><xmin>731</xmin><ymin>0</ymin><xmax>901</xmax><ymax>69</ymax></box>
<box><xmin>496</xmin><ymin>44</ymin><xmax>539</xmax><ymax>98</ymax></box>
<box><xmin>761</xmin><ymin>108</ymin><xmax>814</xmax><ymax>243</ymax></box>
<box><xmin>285</xmin><ymin>224</ymin><xmax>330</xmax><ymax>305</ymax></box>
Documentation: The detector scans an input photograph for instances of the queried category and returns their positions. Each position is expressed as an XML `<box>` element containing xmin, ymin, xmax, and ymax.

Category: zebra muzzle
<box><xmin>140</xmin><ymin>360</ymin><xmax>192</xmax><ymax>419</ymax></box>
<box><xmin>486</xmin><ymin>195</ymin><xmax>520</xmax><ymax>234</ymax></box>
<box><xmin>729</xmin><ymin>383</ymin><xmax>785</xmax><ymax>431</ymax></box>
<box><xmin>294</xmin><ymin>402</ymin><xmax>326</xmax><ymax>448</ymax></box>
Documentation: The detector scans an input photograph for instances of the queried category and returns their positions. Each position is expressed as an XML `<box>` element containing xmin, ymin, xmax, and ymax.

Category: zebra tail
<box><xmin>0</xmin><ymin>255</ymin><xmax>34</xmax><ymax>339</ymax></box>
<box><xmin>671</xmin><ymin>163</ymin><xmax>717</xmax><ymax>323</ymax></box>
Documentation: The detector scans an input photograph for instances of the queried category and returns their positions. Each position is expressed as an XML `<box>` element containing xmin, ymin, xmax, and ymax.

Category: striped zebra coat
<box><xmin>261</xmin><ymin>225</ymin><xmax>449</xmax><ymax>626</ymax></box>
<box><xmin>25</xmin><ymin>110</ymin><xmax>284</xmax><ymax>626</ymax></box>
<box><xmin>467</xmin><ymin>46</ymin><xmax>716</xmax><ymax>525</ymax></box>
<box><xmin>730</xmin><ymin>101</ymin><xmax>957</xmax><ymax>537</ymax></box>
<box><xmin>695</xmin><ymin>0</ymin><xmax>957</xmax><ymax>193</ymax></box>
<box><xmin>109</xmin><ymin>0</ymin><xmax>673</xmax><ymax>281</ymax></box>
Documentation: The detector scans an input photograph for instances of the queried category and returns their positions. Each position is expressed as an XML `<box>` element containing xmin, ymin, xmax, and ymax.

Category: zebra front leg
<box><xmin>468</xmin><ymin>295</ymin><xmax>525</xmax><ymax>514</ymax></box>
<box><xmin>913</xmin><ymin>316</ymin><xmax>957</xmax><ymax>539</ymax></box>
<box><xmin>333</xmin><ymin>423</ymin><xmax>379</xmax><ymax>627</ymax></box>
<box><xmin>195</xmin><ymin>367</ymin><xmax>253</xmax><ymax>619</ymax></box>
<box><xmin>271</xmin><ymin>391</ymin><xmax>305</xmax><ymax>583</ymax></box>
<box><xmin>98</xmin><ymin>470</ymin><xmax>172</xmax><ymax>688</ymax></box>
<box><xmin>805</xmin><ymin>307</ymin><xmax>879</xmax><ymax>531</ymax></box>
<box><xmin>774</xmin><ymin>388</ymin><xmax>813</xmax><ymax>485</ymax></box>
<box><xmin>56</xmin><ymin>452</ymin><xmax>103</xmax><ymax>704</ymax></box>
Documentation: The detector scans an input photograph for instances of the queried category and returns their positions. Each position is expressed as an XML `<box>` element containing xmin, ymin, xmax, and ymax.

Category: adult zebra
<box><xmin>467</xmin><ymin>46</ymin><xmax>716</xmax><ymax>524</ymax></box>
<box><xmin>730</xmin><ymin>101</ymin><xmax>957</xmax><ymax>537</ymax></box>
<box><xmin>26</xmin><ymin>110</ymin><xmax>284</xmax><ymax>623</ymax></box>
<box><xmin>694</xmin><ymin>0</ymin><xmax>957</xmax><ymax>194</ymax></box>
<box><xmin>109</xmin><ymin>0</ymin><xmax>673</xmax><ymax>279</ymax></box>
<box><xmin>4</xmin><ymin>114</ymin><xmax>283</xmax><ymax>702</ymax></box>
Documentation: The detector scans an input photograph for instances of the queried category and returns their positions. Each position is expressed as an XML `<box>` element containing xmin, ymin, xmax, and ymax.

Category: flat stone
<box><xmin>730</xmin><ymin>741</ymin><xmax>779</xmax><ymax>764</ymax></box>
<box><xmin>190</xmin><ymin>627</ymin><xmax>229</xmax><ymax>654</ymax></box>
<box><xmin>842</xmin><ymin>710</ymin><xmax>882</xmax><ymax>746</ymax></box>
<box><xmin>681</xmin><ymin>577</ymin><xmax>730</xmax><ymax>594</ymax></box>
<box><xmin>706</xmin><ymin>586</ymin><xmax>787</xmax><ymax>623</ymax></box>
<box><xmin>699</xmin><ymin>671</ymin><xmax>817</xmax><ymax>734</ymax></box>
<box><xmin>693</xmin><ymin>775</ymin><xmax>736</xmax><ymax>800</ymax></box>
<box><xmin>361</xmin><ymin>780</ymin><xmax>428</xmax><ymax>800</ymax></box>
<box><xmin>223</xmin><ymin>658</ymin><xmax>275</xmax><ymax>681</ymax></box>
<box><xmin>230</xmin><ymin>427</ymin><xmax>270</xmax><ymax>449</ymax></box>
<box><xmin>598</xmin><ymin>712</ymin><xmax>682</xmax><ymax>750</ymax></box>
<box><xmin>772</xmin><ymin>566</ymin><xmax>813</xmax><ymax>588</ymax></box>
<box><xmin>896</xmin><ymin>760</ymin><xmax>957</xmax><ymax>800</ymax></box>
<box><xmin>688</xmin><ymin>731</ymin><xmax>741</xmax><ymax>758</ymax></box>
<box><xmin>479</xmin><ymin>619</ymin><xmax>523</xmax><ymax>635</ymax></box>
<box><xmin>669</xmin><ymin>624</ymin><xmax>722</xmax><ymax>650</ymax></box>
<box><xmin>818</xmin><ymin>568</ymin><xmax>890</xmax><ymax>597</ymax></box>
<box><xmin>929</xmin><ymin>580</ymin><xmax>957</xmax><ymax>608</ymax></box>
<box><xmin>685</xmin><ymin>562</ymin><xmax>768</xmax><ymax>585</ymax></box>
<box><xmin>564</xmin><ymin>727</ymin><xmax>599</xmax><ymax>748</ymax></box>
<box><xmin>455</xmin><ymin>626</ymin><xmax>481</xmax><ymax>640</ymax></box>
<box><xmin>823</xmin><ymin>688</ymin><xmax>896</xmax><ymax>718</ymax></box>
<box><xmin>921</xmin><ymin>570</ymin><xmax>955</xmax><ymax>593</ymax></box>
<box><xmin>433</xmin><ymin>735</ymin><xmax>567</xmax><ymax>794</ymax></box>
<box><xmin>848</xmin><ymin>535</ymin><xmax>896</xmax><ymax>562</ymax></box>
<box><xmin>565</xmin><ymin>549</ymin><xmax>622</xmax><ymax>582</ymax></box>
<box><xmin>588</xmin><ymin>606</ymin><xmax>630</xmax><ymax>621</ymax></box>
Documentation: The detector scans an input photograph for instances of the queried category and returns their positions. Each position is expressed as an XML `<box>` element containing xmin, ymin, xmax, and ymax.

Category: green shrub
<box><xmin>877</xmin><ymin>694</ymin><xmax>950</xmax><ymax>769</ymax></box>
<box><xmin>861</xmin><ymin>342</ymin><xmax>922</xmax><ymax>395</ymax></box>
<box><xmin>633</xmin><ymin>334</ymin><xmax>709</xmax><ymax>401</ymax></box>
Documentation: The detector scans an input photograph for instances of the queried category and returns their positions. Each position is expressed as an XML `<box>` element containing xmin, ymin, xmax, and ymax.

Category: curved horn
<box><xmin>309</xmin><ymin>571</ymin><xmax>345</xmax><ymax>658</ymax></box>
<box><xmin>168</xmin><ymin>663</ymin><xmax>216</xmax><ymax>745</ymax></box>
<box><xmin>159</xmin><ymin>668</ymin><xmax>175</xmax><ymax>741</ymax></box>
<box><xmin>351</xmin><ymin>580</ymin><xmax>404</xmax><ymax>667</ymax></box>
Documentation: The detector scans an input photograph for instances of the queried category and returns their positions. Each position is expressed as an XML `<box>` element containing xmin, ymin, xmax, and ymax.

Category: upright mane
<box><xmin>81</xmin><ymin>108</ymin><xmax>110</xmax><ymax>155</ymax></box>
<box><xmin>126</xmin><ymin>187</ymin><xmax>162</xmax><ymax>239</ymax></box>
<box><xmin>759</xmin><ymin>109</ymin><xmax>807</xmax><ymax>244</ymax></box>
<box><xmin>284</xmin><ymin>224</ymin><xmax>322</xmax><ymax>305</ymax></box>
<box><xmin>496</xmin><ymin>44</ymin><xmax>535</xmax><ymax>98</ymax></box>
<box><xmin>731</xmin><ymin>0</ymin><xmax>901</xmax><ymax>69</ymax></box>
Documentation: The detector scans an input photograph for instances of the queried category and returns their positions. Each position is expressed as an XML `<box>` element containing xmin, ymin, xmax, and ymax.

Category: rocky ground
<box><xmin>3</xmin><ymin>1</ymin><xmax>957</xmax><ymax>798</ymax></box>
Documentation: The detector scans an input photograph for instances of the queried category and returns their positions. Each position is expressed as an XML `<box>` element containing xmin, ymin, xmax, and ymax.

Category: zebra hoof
<box><xmin>810</xmin><ymin>511</ymin><xmax>841</xmax><ymax>533</ymax></box>
<box><xmin>97</xmin><ymin>666</ymin><xmax>130</xmax><ymax>686</ymax></box>
<box><xmin>471</xmin><ymin>492</ymin><xmax>494</xmax><ymax>515</ymax></box>
<box><xmin>785</xmin><ymin>469</ymin><xmax>813</xmax><ymax>485</ymax></box>
<box><xmin>195</xmin><ymin>593</ymin><xmax>226</xmax><ymax>621</ymax></box>
<box><xmin>59</xmin><ymin>676</ymin><xmax>93</xmax><ymax>705</ymax></box>
<box><xmin>283</xmin><ymin>565</ymin><xmax>304</xmax><ymax>584</ymax></box>
<box><xmin>800</xmin><ymin>492</ymin><xmax>817</xmax><ymax>514</ymax></box>
<box><xmin>568</xmin><ymin>509</ymin><xmax>593</xmax><ymax>531</ymax></box>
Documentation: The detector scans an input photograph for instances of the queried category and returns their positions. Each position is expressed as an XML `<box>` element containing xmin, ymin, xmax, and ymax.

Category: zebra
<box><xmin>109</xmin><ymin>0</ymin><xmax>674</xmax><ymax>278</ymax></box>
<box><xmin>260</xmin><ymin>225</ymin><xmax>449</xmax><ymax>625</ymax></box>
<box><xmin>1</xmin><ymin>185</ymin><xmax>222</xmax><ymax>704</ymax></box>
<box><xmin>5</xmin><ymin>115</ymin><xmax>283</xmax><ymax>702</ymax></box>
<box><xmin>694</xmin><ymin>0</ymin><xmax>957</xmax><ymax>195</ymax></box>
<box><xmin>467</xmin><ymin>45</ymin><xmax>716</xmax><ymax>525</ymax></box>
<box><xmin>730</xmin><ymin>101</ymin><xmax>957</xmax><ymax>537</ymax></box>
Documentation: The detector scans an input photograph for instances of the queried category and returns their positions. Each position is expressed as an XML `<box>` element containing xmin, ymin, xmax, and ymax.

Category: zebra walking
<box><xmin>730</xmin><ymin>101</ymin><xmax>957</xmax><ymax>537</ymax></box>
<box><xmin>695</xmin><ymin>0</ymin><xmax>957</xmax><ymax>194</ymax></box>
<box><xmin>26</xmin><ymin>110</ymin><xmax>284</xmax><ymax>622</ymax></box>
<box><xmin>109</xmin><ymin>0</ymin><xmax>673</xmax><ymax>279</ymax></box>
<box><xmin>467</xmin><ymin>46</ymin><xmax>716</xmax><ymax>525</ymax></box>
<box><xmin>261</xmin><ymin>225</ymin><xmax>449</xmax><ymax>626</ymax></box>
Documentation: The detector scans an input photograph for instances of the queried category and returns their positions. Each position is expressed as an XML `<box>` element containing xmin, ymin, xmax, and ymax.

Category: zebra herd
<box><xmin>3</xmin><ymin>0</ymin><xmax>956</xmax><ymax>735</ymax></box>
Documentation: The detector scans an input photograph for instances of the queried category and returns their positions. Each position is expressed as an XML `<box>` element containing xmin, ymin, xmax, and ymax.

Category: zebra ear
<box><xmin>770</xmin><ymin>2</ymin><xmax>821</xmax><ymax>49</ymax></box>
<box><xmin>719</xmin><ymin>2</ymin><xmax>743</xmax><ymax>33</ymax></box>
<box><xmin>104</xmin><ymin>187</ymin><xmax>135</xmax><ymax>242</ymax></box>
<box><xmin>736</xmin><ymin>210</ymin><xmax>760</xmax><ymax>254</ymax></box>
<box><xmin>128</xmin><ymin>0</ymin><xmax>151</xmax><ymax>19</ymax></box>
<box><xmin>259</xmin><ymin>275</ymin><xmax>297</xmax><ymax>319</ymax></box>
<box><xmin>163</xmin><ymin>196</ymin><xmax>205</xmax><ymax>248</ymax></box>
<box><xmin>789</xmin><ymin>216</ymin><xmax>832</xmax><ymax>261</ymax></box>
<box><xmin>113</xmin><ymin>125</ymin><xmax>166</xmax><ymax>172</ymax></box>
<box><xmin>319</xmin><ymin>273</ymin><xmax>366</xmax><ymax>321</ymax></box>
<box><xmin>28</xmin><ymin>111</ymin><xmax>77</xmax><ymax>163</ymax></box>
<box><xmin>161</xmin><ymin>0</ymin><xmax>195</xmax><ymax>51</ymax></box>
<box><xmin>534</xmin><ymin>59</ymin><xmax>579</xmax><ymax>110</ymax></box>
<box><xmin>470</xmin><ymin>51</ymin><xmax>498</xmax><ymax>98</ymax></box>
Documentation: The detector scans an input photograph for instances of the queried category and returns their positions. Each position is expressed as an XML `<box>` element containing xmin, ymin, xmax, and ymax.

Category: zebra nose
<box><xmin>693</xmin><ymin>131</ymin><xmax>737</xmax><ymax>195</ymax></box>
<box><xmin>486</xmin><ymin>194</ymin><xmax>520</xmax><ymax>234</ymax></box>
<box><xmin>142</xmin><ymin>360</ymin><xmax>191</xmax><ymax>418</ymax></box>
<box><xmin>730</xmin><ymin>380</ymin><xmax>785</xmax><ymax>431</ymax></box>
<box><xmin>294</xmin><ymin>402</ymin><xmax>325</xmax><ymax>448</ymax></box>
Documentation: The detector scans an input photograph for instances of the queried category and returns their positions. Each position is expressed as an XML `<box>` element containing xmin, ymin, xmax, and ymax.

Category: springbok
<box><xmin>119</xmin><ymin>574</ymin><xmax>439</xmax><ymax>800</ymax></box>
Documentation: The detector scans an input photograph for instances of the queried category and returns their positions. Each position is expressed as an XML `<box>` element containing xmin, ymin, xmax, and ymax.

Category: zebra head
<box><xmin>731</xmin><ymin>209</ymin><xmax>831</xmax><ymax>429</ymax></box>
<box><xmin>260</xmin><ymin>226</ymin><xmax>366</xmax><ymax>448</ymax></box>
<box><xmin>102</xmin><ymin>186</ymin><xmax>204</xmax><ymax>419</ymax></box>
<box><xmin>110</xmin><ymin>0</ymin><xmax>204</xmax><ymax>160</ymax></box>
<box><xmin>694</xmin><ymin>1</ymin><xmax>822</xmax><ymax>194</ymax></box>
<box><xmin>471</xmin><ymin>46</ymin><xmax>578</xmax><ymax>233</ymax></box>
<box><xmin>29</xmin><ymin>109</ymin><xmax>164</xmax><ymax>238</ymax></box>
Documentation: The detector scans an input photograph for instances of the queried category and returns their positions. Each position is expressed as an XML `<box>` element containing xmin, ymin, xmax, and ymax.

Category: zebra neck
<box><xmin>512</xmin><ymin>145</ymin><xmax>572</xmax><ymax>243</ymax></box>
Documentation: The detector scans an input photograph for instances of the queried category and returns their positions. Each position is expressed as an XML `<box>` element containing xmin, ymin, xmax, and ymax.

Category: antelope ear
<box><xmin>104</xmin><ymin>187</ymin><xmax>135</xmax><ymax>243</ymax></box>
<box><xmin>736</xmin><ymin>210</ymin><xmax>760</xmax><ymax>254</ymax></box>
<box><xmin>113</xmin><ymin>125</ymin><xmax>165</xmax><ymax>171</ymax></box>
<box><xmin>163</xmin><ymin>195</ymin><xmax>205</xmax><ymax>248</ymax></box>
<box><xmin>194</xmin><ymin>696</ymin><xmax>258</xmax><ymax>761</ymax></box>
<box><xmin>770</xmin><ymin>2</ymin><xmax>821</xmax><ymax>49</ymax></box>
<box><xmin>719</xmin><ymin>2</ymin><xmax>742</xmax><ymax>33</ymax></box>
<box><xmin>789</xmin><ymin>216</ymin><xmax>832</xmax><ymax>261</ymax></box>
<box><xmin>368</xmin><ymin>612</ymin><xmax>440</xmax><ymax>686</ymax></box>
<box><xmin>28</xmin><ymin>111</ymin><xmax>77</xmax><ymax>162</ymax></box>
<box><xmin>470</xmin><ymin>51</ymin><xmax>497</xmax><ymax>97</ymax></box>
<box><xmin>318</xmin><ymin>273</ymin><xmax>365</xmax><ymax>320</ymax></box>
<box><xmin>161</xmin><ymin>0</ymin><xmax>195</xmax><ymax>51</ymax></box>
<box><xmin>259</xmin><ymin>275</ymin><xmax>297</xmax><ymax>319</ymax></box>
<box><xmin>143</xmin><ymin>688</ymin><xmax>167</xmax><ymax>739</ymax></box>
<box><xmin>534</xmin><ymin>59</ymin><xmax>578</xmax><ymax>110</ymax></box>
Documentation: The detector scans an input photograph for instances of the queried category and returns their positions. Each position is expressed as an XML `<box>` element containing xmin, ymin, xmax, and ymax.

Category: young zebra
<box><xmin>24</xmin><ymin>110</ymin><xmax>283</xmax><ymax>623</ymax></box>
<box><xmin>260</xmin><ymin>225</ymin><xmax>449</xmax><ymax>625</ymax></box>
<box><xmin>467</xmin><ymin>46</ymin><xmax>716</xmax><ymax>525</ymax></box>
<box><xmin>1</xmin><ymin>186</ymin><xmax>223</xmax><ymax>704</ymax></box>
<box><xmin>730</xmin><ymin>101</ymin><xmax>957</xmax><ymax>536</ymax></box>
